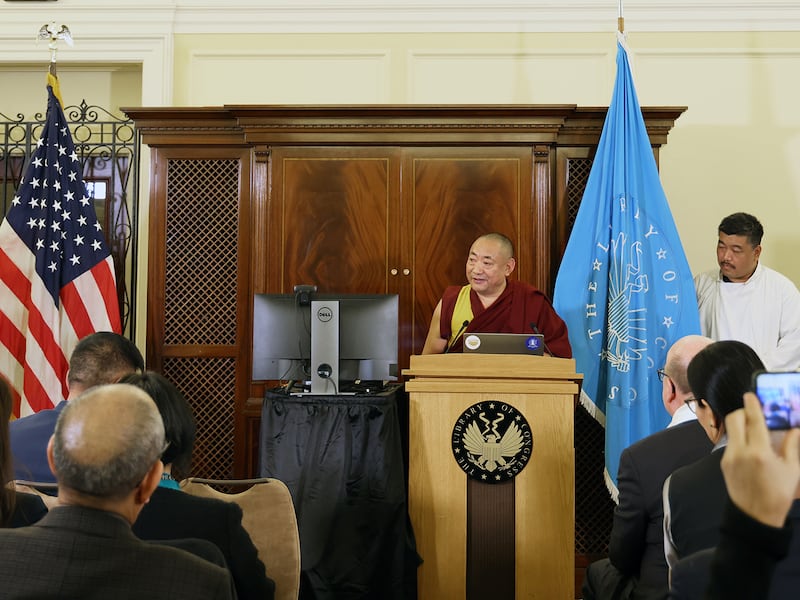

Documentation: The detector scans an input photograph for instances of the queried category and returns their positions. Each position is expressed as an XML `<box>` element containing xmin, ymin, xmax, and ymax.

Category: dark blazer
<box><xmin>608</xmin><ymin>420</ymin><xmax>712</xmax><ymax>599</ymax></box>
<box><xmin>133</xmin><ymin>486</ymin><xmax>275</xmax><ymax>600</ymax></box>
<box><xmin>663</xmin><ymin>447</ymin><xmax>727</xmax><ymax>564</ymax></box>
<box><xmin>9</xmin><ymin>402</ymin><xmax>64</xmax><ymax>483</ymax></box>
<box><xmin>0</xmin><ymin>504</ymin><xmax>233</xmax><ymax>600</ymax></box>
<box><xmin>670</xmin><ymin>500</ymin><xmax>800</xmax><ymax>600</ymax></box>
<box><xmin>7</xmin><ymin>491</ymin><xmax>47</xmax><ymax>528</ymax></box>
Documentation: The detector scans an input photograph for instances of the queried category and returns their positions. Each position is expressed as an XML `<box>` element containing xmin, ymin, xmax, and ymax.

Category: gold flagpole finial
<box><xmin>37</xmin><ymin>22</ymin><xmax>73</xmax><ymax>76</ymax></box>
<box><xmin>618</xmin><ymin>17</ymin><xmax>625</xmax><ymax>33</ymax></box>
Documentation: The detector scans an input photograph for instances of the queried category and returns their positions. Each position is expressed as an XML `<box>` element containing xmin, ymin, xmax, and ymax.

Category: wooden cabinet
<box><xmin>125</xmin><ymin>105</ymin><xmax>684</xmax><ymax>483</ymax></box>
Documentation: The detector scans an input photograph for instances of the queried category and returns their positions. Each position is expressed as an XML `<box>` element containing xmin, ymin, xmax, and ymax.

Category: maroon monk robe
<box><xmin>439</xmin><ymin>279</ymin><xmax>572</xmax><ymax>357</ymax></box>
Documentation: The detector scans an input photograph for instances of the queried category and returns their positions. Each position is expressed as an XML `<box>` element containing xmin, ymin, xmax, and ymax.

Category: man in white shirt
<box><xmin>694</xmin><ymin>212</ymin><xmax>800</xmax><ymax>371</ymax></box>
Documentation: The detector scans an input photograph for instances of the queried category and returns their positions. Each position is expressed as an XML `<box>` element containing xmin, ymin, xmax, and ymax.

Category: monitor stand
<box><xmin>310</xmin><ymin>300</ymin><xmax>340</xmax><ymax>395</ymax></box>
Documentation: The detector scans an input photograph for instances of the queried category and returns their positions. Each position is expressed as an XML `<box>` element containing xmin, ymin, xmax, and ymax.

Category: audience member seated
<box><xmin>10</xmin><ymin>331</ymin><xmax>144</xmax><ymax>483</ymax></box>
<box><xmin>582</xmin><ymin>335</ymin><xmax>713</xmax><ymax>600</ymax></box>
<box><xmin>669</xmin><ymin>393</ymin><xmax>800</xmax><ymax>600</ymax></box>
<box><xmin>125</xmin><ymin>371</ymin><xmax>276</xmax><ymax>600</ymax></box>
<box><xmin>0</xmin><ymin>383</ymin><xmax>233</xmax><ymax>599</ymax></box>
<box><xmin>709</xmin><ymin>393</ymin><xmax>800</xmax><ymax>599</ymax></box>
<box><xmin>0</xmin><ymin>375</ymin><xmax>46</xmax><ymax>527</ymax></box>
<box><xmin>662</xmin><ymin>340</ymin><xmax>765</xmax><ymax>570</ymax></box>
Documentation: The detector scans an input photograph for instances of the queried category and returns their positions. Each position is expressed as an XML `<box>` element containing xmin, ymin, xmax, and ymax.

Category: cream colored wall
<box><xmin>2</xmin><ymin>2</ymin><xmax>800</xmax><ymax>339</ymax></box>
<box><xmin>0</xmin><ymin>65</ymin><xmax>142</xmax><ymax>118</ymax></box>
<box><xmin>173</xmin><ymin>30</ymin><xmax>800</xmax><ymax>284</ymax></box>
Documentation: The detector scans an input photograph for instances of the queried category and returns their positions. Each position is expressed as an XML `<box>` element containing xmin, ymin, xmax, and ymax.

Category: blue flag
<box><xmin>553</xmin><ymin>38</ymin><xmax>700</xmax><ymax>496</ymax></box>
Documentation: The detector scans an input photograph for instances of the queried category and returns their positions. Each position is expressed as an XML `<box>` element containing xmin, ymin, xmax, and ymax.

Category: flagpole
<box><xmin>37</xmin><ymin>22</ymin><xmax>71</xmax><ymax>106</ymax></box>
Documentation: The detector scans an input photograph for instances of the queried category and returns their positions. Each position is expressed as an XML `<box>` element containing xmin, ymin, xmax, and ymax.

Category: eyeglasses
<box><xmin>657</xmin><ymin>369</ymin><xmax>669</xmax><ymax>382</ymax></box>
<box><xmin>685</xmin><ymin>398</ymin><xmax>701</xmax><ymax>414</ymax></box>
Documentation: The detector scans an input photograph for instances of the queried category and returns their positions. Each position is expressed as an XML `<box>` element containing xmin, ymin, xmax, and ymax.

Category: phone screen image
<box><xmin>754</xmin><ymin>372</ymin><xmax>800</xmax><ymax>430</ymax></box>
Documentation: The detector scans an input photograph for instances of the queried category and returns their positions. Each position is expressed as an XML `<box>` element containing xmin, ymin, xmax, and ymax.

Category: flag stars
<box><xmin>57</xmin><ymin>144</ymin><xmax>67</xmax><ymax>156</ymax></box>
<box><xmin>91</xmin><ymin>239</ymin><xmax>102</xmax><ymax>251</ymax></box>
<box><xmin>69</xmin><ymin>255</ymin><xmax>81</xmax><ymax>266</ymax></box>
<box><xmin>28</xmin><ymin>198</ymin><xmax>38</xmax><ymax>210</ymax></box>
<box><xmin>68</xmin><ymin>171</ymin><xmax>77</xmax><ymax>182</ymax></box>
<box><xmin>26</xmin><ymin>217</ymin><xmax>37</xmax><ymax>229</ymax></box>
<box><xmin>32</xmin><ymin>157</ymin><xmax>43</xmax><ymax>168</ymax></box>
<box><xmin>79</xmin><ymin>195</ymin><xmax>90</xmax><ymax>207</ymax></box>
<box><xmin>663</xmin><ymin>316</ymin><xmax>674</xmax><ymax>328</ymax></box>
<box><xmin>11</xmin><ymin>195</ymin><xmax>20</xmax><ymax>207</ymax></box>
<box><xmin>73</xmin><ymin>234</ymin><xmax>84</xmax><ymax>246</ymax></box>
<box><xmin>593</xmin><ymin>258</ymin><xmax>602</xmax><ymax>271</ymax></box>
<box><xmin>49</xmin><ymin>241</ymin><xmax>60</xmax><ymax>252</ymax></box>
<box><xmin>61</xmin><ymin>210</ymin><xmax>71</xmax><ymax>221</ymax></box>
<box><xmin>30</xmin><ymin>178</ymin><xmax>40</xmax><ymax>189</ymax></box>
<box><xmin>656</xmin><ymin>248</ymin><xmax>667</xmax><ymax>260</ymax></box>
<box><xmin>47</xmin><ymin>261</ymin><xmax>58</xmax><ymax>273</ymax></box>
<box><xmin>37</xmin><ymin>219</ymin><xmax>46</xmax><ymax>229</ymax></box>
<box><xmin>35</xmin><ymin>239</ymin><xmax>44</xmax><ymax>250</ymax></box>
<box><xmin>50</xmin><ymin>221</ymin><xmax>61</xmax><ymax>233</ymax></box>
<box><xmin>77</xmin><ymin>216</ymin><xmax>87</xmax><ymax>227</ymax></box>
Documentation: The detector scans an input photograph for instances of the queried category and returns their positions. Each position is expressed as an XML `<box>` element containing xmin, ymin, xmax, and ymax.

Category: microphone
<box><xmin>530</xmin><ymin>322</ymin><xmax>553</xmax><ymax>356</ymax></box>
<box><xmin>445</xmin><ymin>320</ymin><xmax>470</xmax><ymax>353</ymax></box>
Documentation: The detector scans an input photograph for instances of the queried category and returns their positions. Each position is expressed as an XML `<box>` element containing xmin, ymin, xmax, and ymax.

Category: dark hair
<box><xmin>67</xmin><ymin>332</ymin><xmax>144</xmax><ymax>390</ymax></box>
<box><xmin>687</xmin><ymin>340</ymin><xmax>764</xmax><ymax>425</ymax></box>
<box><xmin>718</xmin><ymin>212</ymin><xmax>763</xmax><ymax>247</ymax></box>
<box><xmin>118</xmin><ymin>371</ymin><xmax>196</xmax><ymax>480</ymax></box>
<box><xmin>0</xmin><ymin>376</ymin><xmax>16</xmax><ymax>526</ymax></box>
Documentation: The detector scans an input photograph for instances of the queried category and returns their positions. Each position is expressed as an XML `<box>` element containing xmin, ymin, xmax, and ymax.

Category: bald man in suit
<box><xmin>582</xmin><ymin>335</ymin><xmax>714</xmax><ymax>600</ymax></box>
<box><xmin>0</xmin><ymin>384</ymin><xmax>233</xmax><ymax>600</ymax></box>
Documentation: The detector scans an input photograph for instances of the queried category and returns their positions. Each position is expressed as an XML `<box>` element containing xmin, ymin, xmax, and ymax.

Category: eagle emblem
<box><xmin>451</xmin><ymin>401</ymin><xmax>533</xmax><ymax>483</ymax></box>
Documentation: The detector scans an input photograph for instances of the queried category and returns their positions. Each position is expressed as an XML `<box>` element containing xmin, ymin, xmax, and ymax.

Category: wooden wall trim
<box><xmin>124</xmin><ymin>105</ymin><xmax>686</xmax><ymax>147</ymax></box>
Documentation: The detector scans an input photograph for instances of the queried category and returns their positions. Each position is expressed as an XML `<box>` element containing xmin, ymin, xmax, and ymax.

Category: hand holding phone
<box><xmin>753</xmin><ymin>371</ymin><xmax>800</xmax><ymax>430</ymax></box>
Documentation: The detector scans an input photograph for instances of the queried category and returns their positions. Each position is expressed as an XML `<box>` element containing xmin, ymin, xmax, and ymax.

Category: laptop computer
<box><xmin>461</xmin><ymin>332</ymin><xmax>545</xmax><ymax>355</ymax></box>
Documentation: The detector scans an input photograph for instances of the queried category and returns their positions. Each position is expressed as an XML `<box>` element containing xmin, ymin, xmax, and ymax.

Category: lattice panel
<box><xmin>565</xmin><ymin>157</ymin><xmax>593</xmax><ymax>242</ymax></box>
<box><xmin>564</xmin><ymin>154</ymin><xmax>616</xmax><ymax>556</ymax></box>
<box><xmin>575</xmin><ymin>407</ymin><xmax>615</xmax><ymax>554</ymax></box>
<box><xmin>164</xmin><ymin>159</ymin><xmax>240</xmax><ymax>346</ymax></box>
<box><xmin>163</xmin><ymin>356</ymin><xmax>237</xmax><ymax>480</ymax></box>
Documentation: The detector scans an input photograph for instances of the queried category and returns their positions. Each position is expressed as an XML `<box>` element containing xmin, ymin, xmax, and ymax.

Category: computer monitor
<box><xmin>252</xmin><ymin>292</ymin><xmax>399</xmax><ymax>391</ymax></box>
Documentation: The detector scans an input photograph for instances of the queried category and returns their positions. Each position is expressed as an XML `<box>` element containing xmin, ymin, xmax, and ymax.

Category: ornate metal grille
<box><xmin>565</xmin><ymin>155</ymin><xmax>616</xmax><ymax>558</ymax></box>
<box><xmin>0</xmin><ymin>101</ymin><xmax>138</xmax><ymax>334</ymax></box>
<box><xmin>161</xmin><ymin>158</ymin><xmax>242</xmax><ymax>480</ymax></box>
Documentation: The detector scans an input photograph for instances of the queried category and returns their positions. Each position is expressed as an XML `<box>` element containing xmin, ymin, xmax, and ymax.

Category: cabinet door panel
<box><xmin>273</xmin><ymin>154</ymin><xmax>395</xmax><ymax>294</ymax></box>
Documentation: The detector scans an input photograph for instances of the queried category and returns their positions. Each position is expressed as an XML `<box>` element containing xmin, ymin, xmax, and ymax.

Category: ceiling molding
<box><xmin>1</xmin><ymin>1</ymin><xmax>799</xmax><ymax>36</ymax></box>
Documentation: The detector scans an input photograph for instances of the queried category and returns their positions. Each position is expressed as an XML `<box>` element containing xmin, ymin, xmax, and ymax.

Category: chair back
<box><xmin>12</xmin><ymin>480</ymin><xmax>59</xmax><ymax>510</ymax></box>
<box><xmin>181</xmin><ymin>477</ymin><xmax>300</xmax><ymax>600</ymax></box>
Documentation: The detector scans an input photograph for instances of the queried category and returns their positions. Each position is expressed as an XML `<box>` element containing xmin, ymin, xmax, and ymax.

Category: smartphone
<box><xmin>753</xmin><ymin>371</ymin><xmax>800</xmax><ymax>430</ymax></box>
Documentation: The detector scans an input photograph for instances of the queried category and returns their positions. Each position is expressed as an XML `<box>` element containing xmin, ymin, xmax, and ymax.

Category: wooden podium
<box><xmin>403</xmin><ymin>353</ymin><xmax>582</xmax><ymax>600</ymax></box>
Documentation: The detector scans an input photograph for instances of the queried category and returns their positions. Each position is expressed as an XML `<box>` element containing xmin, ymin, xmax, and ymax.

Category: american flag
<box><xmin>0</xmin><ymin>74</ymin><xmax>121</xmax><ymax>418</ymax></box>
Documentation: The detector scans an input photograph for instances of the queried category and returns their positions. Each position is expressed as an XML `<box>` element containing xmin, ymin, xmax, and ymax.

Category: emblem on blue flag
<box><xmin>553</xmin><ymin>35</ymin><xmax>700</xmax><ymax>497</ymax></box>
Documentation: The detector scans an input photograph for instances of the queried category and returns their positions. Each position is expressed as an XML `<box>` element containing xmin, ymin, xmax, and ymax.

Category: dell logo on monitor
<box><xmin>317</xmin><ymin>306</ymin><xmax>333</xmax><ymax>322</ymax></box>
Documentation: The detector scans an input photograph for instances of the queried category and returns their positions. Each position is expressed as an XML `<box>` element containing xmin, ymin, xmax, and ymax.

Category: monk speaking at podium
<box><xmin>422</xmin><ymin>232</ymin><xmax>572</xmax><ymax>357</ymax></box>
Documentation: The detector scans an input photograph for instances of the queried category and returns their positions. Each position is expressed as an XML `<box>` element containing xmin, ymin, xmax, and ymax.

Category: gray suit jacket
<box><xmin>0</xmin><ymin>504</ymin><xmax>234</xmax><ymax>600</ymax></box>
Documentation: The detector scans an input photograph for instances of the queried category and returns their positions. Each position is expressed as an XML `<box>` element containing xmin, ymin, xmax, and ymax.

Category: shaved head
<box><xmin>475</xmin><ymin>232</ymin><xmax>514</xmax><ymax>260</ymax></box>
<box><xmin>52</xmin><ymin>384</ymin><xmax>165</xmax><ymax>499</ymax></box>
<box><xmin>665</xmin><ymin>335</ymin><xmax>714</xmax><ymax>395</ymax></box>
